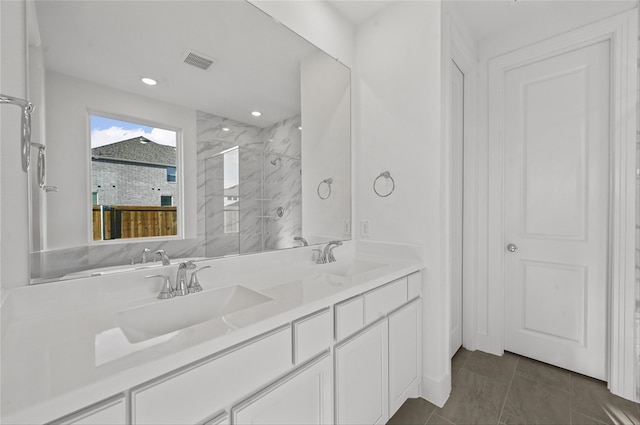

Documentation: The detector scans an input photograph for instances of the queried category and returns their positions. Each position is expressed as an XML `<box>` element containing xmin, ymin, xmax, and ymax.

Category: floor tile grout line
<box><xmin>496</xmin><ymin>357</ymin><xmax>518</xmax><ymax>424</ymax></box>
<box><xmin>569</xmin><ymin>372</ymin><xmax>573</xmax><ymax>425</ymax></box>
<box><xmin>423</xmin><ymin>410</ymin><xmax>434</xmax><ymax>425</ymax></box>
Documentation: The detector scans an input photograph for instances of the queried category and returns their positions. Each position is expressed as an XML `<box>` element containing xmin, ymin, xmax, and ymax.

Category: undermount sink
<box><xmin>317</xmin><ymin>259</ymin><xmax>386</xmax><ymax>278</ymax></box>
<box><xmin>116</xmin><ymin>285</ymin><xmax>272</xmax><ymax>343</ymax></box>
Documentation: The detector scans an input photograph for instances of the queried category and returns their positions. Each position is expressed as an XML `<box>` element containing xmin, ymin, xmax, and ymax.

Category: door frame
<box><xmin>485</xmin><ymin>10</ymin><xmax>637</xmax><ymax>400</ymax></box>
<box><xmin>443</xmin><ymin>12</ymin><xmax>481</xmax><ymax>358</ymax></box>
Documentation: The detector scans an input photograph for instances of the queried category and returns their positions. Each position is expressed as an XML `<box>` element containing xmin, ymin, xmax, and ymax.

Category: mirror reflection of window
<box><xmin>90</xmin><ymin>114</ymin><xmax>179</xmax><ymax>241</ymax></box>
<box><xmin>223</xmin><ymin>147</ymin><xmax>239</xmax><ymax>234</ymax></box>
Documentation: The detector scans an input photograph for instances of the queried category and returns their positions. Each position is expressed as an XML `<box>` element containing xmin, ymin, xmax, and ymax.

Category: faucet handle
<box><xmin>154</xmin><ymin>250</ymin><xmax>170</xmax><ymax>266</ymax></box>
<box><xmin>188</xmin><ymin>265</ymin><xmax>211</xmax><ymax>293</ymax></box>
<box><xmin>146</xmin><ymin>274</ymin><xmax>174</xmax><ymax>299</ymax></box>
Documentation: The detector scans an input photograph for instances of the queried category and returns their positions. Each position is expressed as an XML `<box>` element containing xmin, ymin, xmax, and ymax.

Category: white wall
<box><xmin>0</xmin><ymin>0</ymin><xmax>29</xmax><ymax>290</ymax></box>
<box><xmin>354</xmin><ymin>1</ymin><xmax>449</xmax><ymax>405</ymax></box>
<box><xmin>43</xmin><ymin>72</ymin><xmax>197</xmax><ymax>250</ymax></box>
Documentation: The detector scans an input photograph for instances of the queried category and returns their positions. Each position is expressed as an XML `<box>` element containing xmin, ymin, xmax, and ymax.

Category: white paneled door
<box><xmin>503</xmin><ymin>40</ymin><xmax>610</xmax><ymax>380</ymax></box>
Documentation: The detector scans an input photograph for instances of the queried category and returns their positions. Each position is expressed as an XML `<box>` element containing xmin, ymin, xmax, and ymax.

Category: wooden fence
<box><xmin>93</xmin><ymin>205</ymin><xmax>177</xmax><ymax>240</ymax></box>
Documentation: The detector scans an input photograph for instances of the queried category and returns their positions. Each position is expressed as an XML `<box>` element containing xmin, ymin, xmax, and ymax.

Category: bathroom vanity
<box><xmin>1</xmin><ymin>243</ymin><xmax>424</xmax><ymax>424</ymax></box>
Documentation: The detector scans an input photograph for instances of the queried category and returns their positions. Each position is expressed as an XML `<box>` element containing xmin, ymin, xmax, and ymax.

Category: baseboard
<box><xmin>420</xmin><ymin>373</ymin><xmax>451</xmax><ymax>408</ymax></box>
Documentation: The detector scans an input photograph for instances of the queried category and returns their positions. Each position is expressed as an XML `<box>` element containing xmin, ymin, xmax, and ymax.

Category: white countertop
<box><xmin>1</xmin><ymin>242</ymin><xmax>424</xmax><ymax>424</ymax></box>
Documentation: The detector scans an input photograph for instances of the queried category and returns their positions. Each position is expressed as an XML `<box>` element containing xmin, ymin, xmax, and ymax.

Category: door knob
<box><xmin>507</xmin><ymin>243</ymin><xmax>518</xmax><ymax>253</ymax></box>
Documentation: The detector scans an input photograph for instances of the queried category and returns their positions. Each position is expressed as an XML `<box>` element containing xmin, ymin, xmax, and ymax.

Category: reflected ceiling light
<box><xmin>222</xmin><ymin>127</ymin><xmax>230</xmax><ymax>132</ymax></box>
<box><xmin>251</xmin><ymin>111</ymin><xmax>262</xmax><ymax>117</ymax></box>
<box><xmin>141</xmin><ymin>77</ymin><xmax>157</xmax><ymax>86</ymax></box>
<box><xmin>297</xmin><ymin>126</ymin><xmax>302</xmax><ymax>130</ymax></box>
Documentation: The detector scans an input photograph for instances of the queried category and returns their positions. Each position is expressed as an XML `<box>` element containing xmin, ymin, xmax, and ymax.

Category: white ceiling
<box><xmin>328</xmin><ymin>0</ymin><xmax>637</xmax><ymax>43</ymax></box>
<box><xmin>327</xmin><ymin>1</ymin><xmax>394</xmax><ymax>24</ymax></box>
<box><xmin>33</xmin><ymin>1</ymin><xmax>322</xmax><ymax>127</ymax></box>
<box><xmin>448</xmin><ymin>0</ymin><xmax>637</xmax><ymax>42</ymax></box>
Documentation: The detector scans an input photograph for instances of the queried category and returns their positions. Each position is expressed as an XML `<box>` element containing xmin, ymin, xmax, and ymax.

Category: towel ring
<box><xmin>317</xmin><ymin>178</ymin><xmax>333</xmax><ymax>200</ymax></box>
<box><xmin>373</xmin><ymin>171</ymin><xmax>395</xmax><ymax>197</ymax></box>
<box><xmin>0</xmin><ymin>94</ymin><xmax>34</xmax><ymax>173</ymax></box>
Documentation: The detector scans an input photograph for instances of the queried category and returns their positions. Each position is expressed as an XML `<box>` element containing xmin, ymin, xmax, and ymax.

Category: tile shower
<box><xmin>196</xmin><ymin>111</ymin><xmax>302</xmax><ymax>258</ymax></box>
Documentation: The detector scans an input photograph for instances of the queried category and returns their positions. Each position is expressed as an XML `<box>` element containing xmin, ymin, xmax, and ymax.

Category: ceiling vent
<box><xmin>182</xmin><ymin>50</ymin><xmax>215</xmax><ymax>71</ymax></box>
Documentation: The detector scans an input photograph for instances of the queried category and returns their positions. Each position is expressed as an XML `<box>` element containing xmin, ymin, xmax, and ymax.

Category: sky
<box><xmin>90</xmin><ymin>115</ymin><xmax>177</xmax><ymax>148</ymax></box>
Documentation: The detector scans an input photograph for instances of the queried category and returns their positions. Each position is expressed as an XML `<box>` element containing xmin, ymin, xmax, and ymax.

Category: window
<box><xmin>167</xmin><ymin>167</ymin><xmax>176</xmax><ymax>183</ymax></box>
<box><xmin>160</xmin><ymin>195</ymin><xmax>173</xmax><ymax>206</ymax></box>
<box><xmin>90</xmin><ymin>114</ymin><xmax>179</xmax><ymax>240</ymax></box>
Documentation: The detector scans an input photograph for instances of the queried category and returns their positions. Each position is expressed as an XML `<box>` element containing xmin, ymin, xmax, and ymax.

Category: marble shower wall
<box><xmin>197</xmin><ymin>111</ymin><xmax>302</xmax><ymax>257</ymax></box>
<box><xmin>263</xmin><ymin>117</ymin><xmax>302</xmax><ymax>251</ymax></box>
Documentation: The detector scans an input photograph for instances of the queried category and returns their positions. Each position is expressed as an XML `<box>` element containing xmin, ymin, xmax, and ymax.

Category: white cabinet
<box><xmin>335</xmin><ymin>272</ymin><xmax>423</xmax><ymax>425</ymax></box>
<box><xmin>334</xmin><ymin>295</ymin><xmax>364</xmax><ymax>342</ymax></box>
<box><xmin>388</xmin><ymin>298</ymin><xmax>422</xmax><ymax>416</ymax></box>
<box><xmin>364</xmin><ymin>277</ymin><xmax>407</xmax><ymax>324</ymax></box>
<box><xmin>232</xmin><ymin>352</ymin><xmax>333</xmax><ymax>425</ymax></box>
<box><xmin>131</xmin><ymin>325</ymin><xmax>291</xmax><ymax>425</ymax></box>
<box><xmin>293</xmin><ymin>308</ymin><xmax>332</xmax><ymax>364</ymax></box>
<box><xmin>335</xmin><ymin>320</ymin><xmax>389</xmax><ymax>425</ymax></box>
<box><xmin>49</xmin><ymin>394</ymin><xmax>127</xmax><ymax>425</ymax></box>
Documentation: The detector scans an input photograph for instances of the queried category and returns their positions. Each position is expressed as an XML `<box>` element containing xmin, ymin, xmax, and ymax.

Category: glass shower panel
<box><xmin>204</xmin><ymin>149</ymin><xmax>239</xmax><ymax>258</ymax></box>
<box><xmin>263</xmin><ymin>151</ymin><xmax>302</xmax><ymax>251</ymax></box>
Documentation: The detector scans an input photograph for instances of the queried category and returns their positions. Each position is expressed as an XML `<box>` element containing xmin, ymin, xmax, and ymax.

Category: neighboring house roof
<box><xmin>92</xmin><ymin>136</ymin><xmax>176</xmax><ymax>167</ymax></box>
<box><xmin>224</xmin><ymin>185</ymin><xmax>239</xmax><ymax>197</ymax></box>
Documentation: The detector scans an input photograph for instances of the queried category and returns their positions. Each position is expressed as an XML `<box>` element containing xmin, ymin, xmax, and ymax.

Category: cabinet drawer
<box><xmin>49</xmin><ymin>394</ymin><xmax>127</xmax><ymax>425</ymax></box>
<box><xmin>293</xmin><ymin>308</ymin><xmax>331</xmax><ymax>364</ymax></box>
<box><xmin>364</xmin><ymin>277</ymin><xmax>408</xmax><ymax>324</ymax></box>
<box><xmin>131</xmin><ymin>325</ymin><xmax>292</xmax><ymax>425</ymax></box>
<box><xmin>334</xmin><ymin>295</ymin><xmax>364</xmax><ymax>341</ymax></box>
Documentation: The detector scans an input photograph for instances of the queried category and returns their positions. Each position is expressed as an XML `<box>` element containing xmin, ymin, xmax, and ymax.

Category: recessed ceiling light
<box><xmin>251</xmin><ymin>111</ymin><xmax>262</xmax><ymax>117</ymax></box>
<box><xmin>141</xmin><ymin>77</ymin><xmax>157</xmax><ymax>86</ymax></box>
<box><xmin>222</xmin><ymin>127</ymin><xmax>230</xmax><ymax>132</ymax></box>
<box><xmin>298</xmin><ymin>126</ymin><xmax>302</xmax><ymax>130</ymax></box>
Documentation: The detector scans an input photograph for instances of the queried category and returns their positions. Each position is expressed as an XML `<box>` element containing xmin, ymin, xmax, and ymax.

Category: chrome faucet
<box><xmin>141</xmin><ymin>248</ymin><xmax>151</xmax><ymax>264</ymax></box>
<box><xmin>294</xmin><ymin>236</ymin><xmax>309</xmax><ymax>246</ymax></box>
<box><xmin>317</xmin><ymin>241</ymin><xmax>342</xmax><ymax>264</ymax></box>
<box><xmin>153</xmin><ymin>250</ymin><xmax>170</xmax><ymax>266</ymax></box>
<box><xmin>175</xmin><ymin>261</ymin><xmax>196</xmax><ymax>296</ymax></box>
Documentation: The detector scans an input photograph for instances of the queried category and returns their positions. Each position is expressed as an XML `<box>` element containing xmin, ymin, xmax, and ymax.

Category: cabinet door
<box><xmin>388</xmin><ymin>298</ymin><xmax>421</xmax><ymax>416</ymax></box>
<box><xmin>232</xmin><ymin>352</ymin><xmax>333</xmax><ymax>425</ymax></box>
<box><xmin>335</xmin><ymin>319</ymin><xmax>388</xmax><ymax>425</ymax></box>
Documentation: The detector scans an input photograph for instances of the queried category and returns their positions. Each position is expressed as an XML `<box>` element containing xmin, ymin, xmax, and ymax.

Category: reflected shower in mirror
<box><xmin>27</xmin><ymin>0</ymin><xmax>351</xmax><ymax>283</ymax></box>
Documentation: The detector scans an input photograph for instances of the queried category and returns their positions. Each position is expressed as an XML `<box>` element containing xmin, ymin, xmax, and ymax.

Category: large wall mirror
<box><xmin>27</xmin><ymin>0</ymin><xmax>351</xmax><ymax>283</ymax></box>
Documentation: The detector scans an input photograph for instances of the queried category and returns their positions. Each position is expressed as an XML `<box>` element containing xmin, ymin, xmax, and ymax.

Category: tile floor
<box><xmin>387</xmin><ymin>348</ymin><xmax>640</xmax><ymax>425</ymax></box>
